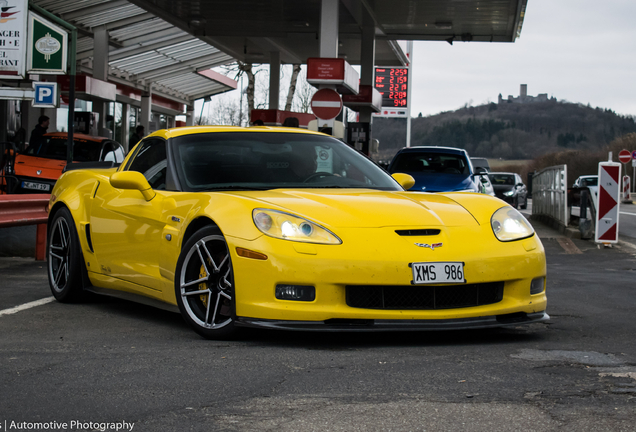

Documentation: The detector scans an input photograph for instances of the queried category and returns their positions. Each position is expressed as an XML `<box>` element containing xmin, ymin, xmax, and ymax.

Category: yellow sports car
<box><xmin>47</xmin><ymin>126</ymin><xmax>547</xmax><ymax>339</ymax></box>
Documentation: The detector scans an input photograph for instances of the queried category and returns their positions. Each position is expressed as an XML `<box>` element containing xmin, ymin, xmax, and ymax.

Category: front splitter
<box><xmin>236</xmin><ymin>311</ymin><xmax>549</xmax><ymax>332</ymax></box>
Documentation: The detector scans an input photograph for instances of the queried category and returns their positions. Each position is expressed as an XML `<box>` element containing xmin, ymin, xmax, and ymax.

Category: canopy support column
<box><xmin>141</xmin><ymin>87</ymin><xmax>152</xmax><ymax>133</ymax></box>
<box><xmin>93</xmin><ymin>25</ymin><xmax>111</xmax><ymax>137</ymax></box>
<box><xmin>269</xmin><ymin>51</ymin><xmax>280</xmax><ymax>110</ymax></box>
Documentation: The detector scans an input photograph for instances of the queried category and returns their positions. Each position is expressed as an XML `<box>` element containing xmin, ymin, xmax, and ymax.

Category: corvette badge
<box><xmin>415</xmin><ymin>242</ymin><xmax>442</xmax><ymax>250</ymax></box>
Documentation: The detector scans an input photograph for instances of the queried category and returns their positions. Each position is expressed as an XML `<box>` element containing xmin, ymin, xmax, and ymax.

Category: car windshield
<box><xmin>390</xmin><ymin>152</ymin><xmax>470</xmax><ymax>175</ymax></box>
<box><xmin>581</xmin><ymin>177</ymin><xmax>598</xmax><ymax>186</ymax></box>
<box><xmin>489</xmin><ymin>174</ymin><xmax>516</xmax><ymax>185</ymax></box>
<box><xmin>171</xmin><ymin>132</ymin><xmax>401</xmax><ymax>192</ymax></box>
<box><xmin>23</xmin><ymin>137</ymin><xmax>102</xmax><ymax>161</ymax></box>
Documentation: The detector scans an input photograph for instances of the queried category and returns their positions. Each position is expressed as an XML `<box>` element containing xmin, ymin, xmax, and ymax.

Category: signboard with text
<box><xmin>0</xmin><ymin>0</ymin><xmax>27</xmax><ymax>79</ymax></box>
<box><xmin>374</xmin><ymin>67</ymin><xmax>409</xmax><ymax>109</ymax></box>
<box><xmin>27</xmin><ymin>12</ymin><xmax>68</xmax><ymax>75</ymax></box>
<box><xmin>306</xmin><ymin>58</ymin><xmax>359</xmax><ymax>94</ymax></box>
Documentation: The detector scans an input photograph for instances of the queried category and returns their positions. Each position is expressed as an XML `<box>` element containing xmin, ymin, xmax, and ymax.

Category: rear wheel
<box><xmin>175</xmin><ymin>226</ymin><xmax>239</xmax><ymax>340</ymax></box>
<box><xmin>48</xmin><ymin>207</ymin><xmax>86</xmax><ymax>302</ymax></box>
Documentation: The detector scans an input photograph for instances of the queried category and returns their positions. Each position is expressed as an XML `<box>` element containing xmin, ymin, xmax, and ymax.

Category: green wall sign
<box><xmin>27</xmin><ymin>12</ymin><xmax>67</xmax><ymax>75</ymax></box>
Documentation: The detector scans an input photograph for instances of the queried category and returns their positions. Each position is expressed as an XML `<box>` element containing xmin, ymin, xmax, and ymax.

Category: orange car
<box><xmin>1</xmin><ymin>133</ymin><xmax>125</xmax><ymax>194</ymax></box>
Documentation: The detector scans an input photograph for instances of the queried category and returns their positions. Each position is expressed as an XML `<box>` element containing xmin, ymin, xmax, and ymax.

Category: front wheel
<box><xmin>48</xmin><ymin>207</ymin><xmax>86</xmax><ymax>302</ymax></box>
<box><xmin>175</xmin><ymin>226</ymin><xmax>239</xmax><ymax>340</ymax></box>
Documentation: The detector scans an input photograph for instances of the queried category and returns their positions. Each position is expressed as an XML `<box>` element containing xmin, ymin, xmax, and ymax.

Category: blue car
<box><xmin>388</xmin><ymin>146</ymin><xmax>484</xmax><ymax>193</ymax></box>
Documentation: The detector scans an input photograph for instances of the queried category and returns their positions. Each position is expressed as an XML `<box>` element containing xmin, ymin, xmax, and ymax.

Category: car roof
<box><xmin>147</xmin><ymin>125</ymin><xmax>330</xmax><ymax>140</ymax></box>
<box><xmin>489</xmin><ymin>172</ymin><xmax>518</xmax><ymax>176</ymax></box>
<box><xmin>395</xmin><ymin>146</ymin><xmax>468</xmax><ymax>156</ymax></box>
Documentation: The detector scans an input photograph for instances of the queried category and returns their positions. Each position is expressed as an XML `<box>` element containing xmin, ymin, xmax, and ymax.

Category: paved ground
<box><xmin>1</xmin><ymin>218</ymin><xmax>635</xmax><ymax>431</ymax></box>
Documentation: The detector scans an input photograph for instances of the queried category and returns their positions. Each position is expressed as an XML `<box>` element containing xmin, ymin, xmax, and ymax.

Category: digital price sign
<box><xmin>374</xmin><ymin>67</ymin><xmax>409</xmax><ymax>109</ymax></box>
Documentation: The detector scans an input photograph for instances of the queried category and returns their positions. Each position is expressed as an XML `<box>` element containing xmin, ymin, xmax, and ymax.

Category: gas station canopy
<box><xmin>31</xmin><ymin>0</ymin><xmax>237</xmax><ymax>107</ymax></box>
<box><xmin>127</xmin><ymin>0</ymin><xmax>528</xmax><ymax>65</ymax></box>
<box><xmin>22</xmin><ymin>0</ymin><xmax>528</xmax><ymax>109</ymax></box>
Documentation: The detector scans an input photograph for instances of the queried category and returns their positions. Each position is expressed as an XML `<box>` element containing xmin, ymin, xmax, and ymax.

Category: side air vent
<box><xmin>85</xmin><ymin>224</ymin><xmax>94</xmax><ymax>252</ymax></box>
<box><xmin>395</xmin><ymin>229</ymin><xmax>441</xmax><ymax>236</ymax></box>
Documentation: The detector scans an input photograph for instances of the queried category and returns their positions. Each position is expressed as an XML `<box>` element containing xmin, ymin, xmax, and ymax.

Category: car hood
<box><xmin>14</xmin><ymin>154</ymin><xmax>66</xmax><ymax>180</ymax></box>
<box><xmin>404</xmin><ymin>173</ymin><xmax>475</xmax><ymax>192</ymax></box>
<box><xmin>232</xmin><ymin>189</ymin><xmax>478</xmax><ymax>228</ymax></box>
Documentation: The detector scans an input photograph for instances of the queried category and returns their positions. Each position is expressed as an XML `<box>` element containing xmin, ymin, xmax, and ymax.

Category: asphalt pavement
<box><xmin>1</xmin><ymin>216</ymin><xmax>635</xmax><ymax>431</ymax></box>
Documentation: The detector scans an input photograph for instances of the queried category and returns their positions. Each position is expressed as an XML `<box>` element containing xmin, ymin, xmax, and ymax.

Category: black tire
<box><xmin>48</xmin><ymin>207</ymin><xmax>87</xmax><ymax>302</ymax></box>
<box><xmin>513</xmin><ymin>197</ymin><xmax>519</xmax><ymax>209</ymax></box>
<box><xmin>175</xmin><ymin>226</ymin><xmax>239</xmax><ymax>340</ymax></box>
<box><xmin>520</xmin><ymin>197</ymin><xmax>528</xmax><ymax>210</ymax></box>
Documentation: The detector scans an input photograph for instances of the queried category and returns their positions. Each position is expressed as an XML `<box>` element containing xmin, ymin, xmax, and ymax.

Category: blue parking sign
<box><xmin>32</xmin><ymin>82</ymin><xmax>58</xmax><ymax>108</ymax></box>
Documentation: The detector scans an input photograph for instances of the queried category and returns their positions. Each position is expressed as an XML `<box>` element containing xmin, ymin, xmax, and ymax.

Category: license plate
<box><xmin>411</xmin><ymin>262</ymin><xmax>465</xmax><ymax>284</ymax></box>
<box><xmin>22</xmin><ymin>181</ymin><xmax>50</xmax><ymax>191</ymax></box>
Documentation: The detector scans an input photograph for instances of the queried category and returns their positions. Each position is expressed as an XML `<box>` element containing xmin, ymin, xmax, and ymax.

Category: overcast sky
<box><xmin>410</xmin><ymin>0</ymin><xmax>636</xmax><ymax>117</ymax></box>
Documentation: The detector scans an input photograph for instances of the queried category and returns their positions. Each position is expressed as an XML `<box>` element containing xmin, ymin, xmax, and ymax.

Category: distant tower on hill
<box><xmin>498</xmin><ymin>84</ymin><xmax>554</xmax><ymax>105</ymax></box>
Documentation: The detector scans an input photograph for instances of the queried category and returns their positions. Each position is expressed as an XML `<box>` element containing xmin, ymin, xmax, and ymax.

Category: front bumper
<box><xmin>237</xmin><ymin>311</ymin><xmax>549</xmax><ymax>331</ymax></box>
<box><xmin>227</xmin><ymin>225</ymin><xmax>547</xmax><ymax>325</ymax></box>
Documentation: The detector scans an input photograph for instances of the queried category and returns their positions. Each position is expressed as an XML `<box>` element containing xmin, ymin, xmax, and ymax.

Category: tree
<box><xmin>285</xmin><ymin>64</ymin><xmax>302</xmax><ymax>111</ymax></box>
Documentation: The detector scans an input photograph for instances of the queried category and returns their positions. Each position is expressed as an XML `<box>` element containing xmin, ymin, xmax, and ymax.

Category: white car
<box><xmin>573</xmin><ymin>175</ymin><xmax>598</xmax><ymax>208</ymax></box>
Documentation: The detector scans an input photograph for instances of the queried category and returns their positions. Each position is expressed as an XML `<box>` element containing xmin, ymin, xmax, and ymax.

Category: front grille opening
<box><xmin>346</xmin><ymin>282</ymin><xmax>504</xmax><ymax>310</ymax></box>
<box><xmin>395</xmin><ymin>229</ymin><xmax>441</xmax><ymax>236</ymax></box>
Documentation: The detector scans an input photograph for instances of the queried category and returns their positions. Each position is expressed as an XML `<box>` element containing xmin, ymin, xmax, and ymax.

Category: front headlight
<box><xmin>491</xmin><ymin>207</ymin><xmax>534</xmax><ymax>241</ymax></box>
<box><xmin>252</xmin><ymin>209</ymin><xmax>342</xmax><ymax>244</ymax></box>
<box><xmin>503</xmin><ymin>190</ymin><xmax>515</xmax><ymax>197</ymax></box>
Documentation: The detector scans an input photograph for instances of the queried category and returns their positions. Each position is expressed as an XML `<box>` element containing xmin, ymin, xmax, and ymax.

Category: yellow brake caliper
<box><xmin>199</xmin><ymin>264</ymin><xmax>209</xmax><ymax>308</ymax></box>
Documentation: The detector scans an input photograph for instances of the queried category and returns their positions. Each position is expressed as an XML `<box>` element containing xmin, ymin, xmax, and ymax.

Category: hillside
<box><xmin>373</xmin><ymin>101</ymin><xmax>636</xmax><ymax>161</ymax></box>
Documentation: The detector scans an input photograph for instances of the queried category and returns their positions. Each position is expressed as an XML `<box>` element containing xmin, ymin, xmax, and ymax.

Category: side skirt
<box><xmin>84</xmin><ymin>286</ymin><xmax>180</xmax><ymax>313</ymax></box>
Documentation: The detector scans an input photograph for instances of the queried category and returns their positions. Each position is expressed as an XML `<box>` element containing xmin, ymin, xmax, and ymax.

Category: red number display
<box><xmin>374</xmin><ymin>67</ymin><xmax>408</xmax><ymax>109</ymax></box>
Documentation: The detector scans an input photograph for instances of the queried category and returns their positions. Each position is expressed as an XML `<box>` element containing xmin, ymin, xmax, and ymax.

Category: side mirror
<box><xmin>110</xmin><ymin>171</ymin><xmax>155</xmax><ymax>201</ymax></box>
<box><xmin>370</xmin><ymin>139</ymin><xmax>380</xmax><ymax>153</ymax></box>
<box><xmin>480</xmin><ymin>176</ymin><xmax>488</xmax><ymax>184</ymax></box>
<box><xmin>392</xmin><ymin>173</ymin><xmax>416</xmax><ymax>190</ymax></box>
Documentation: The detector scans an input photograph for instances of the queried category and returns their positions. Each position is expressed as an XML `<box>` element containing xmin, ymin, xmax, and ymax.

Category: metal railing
<box><xmin>532</xmin><ymin>164</ymin><xmax>568</xmax><ymax>227</ymax></box>
<box><xmin>0</xmin><ymin>194</ymin><xmax>50</xmax><ymax>260</ymax></box>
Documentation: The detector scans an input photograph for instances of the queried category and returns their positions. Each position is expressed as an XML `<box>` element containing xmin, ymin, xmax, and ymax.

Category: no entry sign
<box><xmin>311</xmin><ymin>88</ymin><xmax>343</xmax><ymax>120</ymax></box>
<box><xmin>595</xmin><ymin>161</ymin><xmax>621</xmax><ymax>243</ymax></box>
<box><xmin>618</xmin><ymin>149</ymin><xmax>631</xmax><ymax>164</ymax></box>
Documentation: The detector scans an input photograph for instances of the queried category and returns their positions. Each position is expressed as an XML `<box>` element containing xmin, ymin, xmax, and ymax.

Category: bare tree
<box><xmin>285</xmin><ymin>64</ymin><xmax>302</xmax><ymax>111</ymax></box>
<box><xmin>292</xmin><ymin>68</ymin><xmax>316</xmax><ymax>114</ymax></box>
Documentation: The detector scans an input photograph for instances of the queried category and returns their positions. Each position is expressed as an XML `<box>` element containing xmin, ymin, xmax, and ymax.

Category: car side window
<box><xmin>102</xmin><ymin>141</ymin><xmax>125</xmax><ymax>163</ymax></box>
<box><xmin>127</xmin><ymin>139</ymin><xmax>167</xmax><ymax>190</ymax></box>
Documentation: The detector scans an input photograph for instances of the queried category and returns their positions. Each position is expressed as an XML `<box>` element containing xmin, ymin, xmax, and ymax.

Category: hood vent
<box><xmin>395</xmin><ymin>229</ymin><xmax>440</xmax><ymax>236</ymax></box>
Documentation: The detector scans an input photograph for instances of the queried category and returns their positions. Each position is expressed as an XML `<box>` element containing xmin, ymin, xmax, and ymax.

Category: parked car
<box><xmin>573</xmin><ymin>175</ymin><xmax>599</xmax><ymax>207</ymax></box>
<box><xmin>489</xmin><ymin>172</ymin><xmax>528</xmax><ymax>209</ymax></box>
<box><xmin>47</xmin><ymin>126</ymin><xmax>547</xmax><ymax>339</ymax></box>
<box><xmin>388</xmin><ymin>146</ymin><xmax>485</xmax><ymax>193</ymax></box>
<box><xmin>1</xmin><ymin>132</ymin><xmax>125</xmax><ymax>194</ymax></box>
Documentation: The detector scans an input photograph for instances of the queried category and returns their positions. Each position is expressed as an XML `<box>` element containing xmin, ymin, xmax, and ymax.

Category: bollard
<box><xmin>622</xmin><ymin>175</ymin><xmax>632</xmax><ymax>203</ymax></box>
<box><xmin>579</xmin><ymin>189</ymin><xmax>593</xmax><ymax>239</ymax></box>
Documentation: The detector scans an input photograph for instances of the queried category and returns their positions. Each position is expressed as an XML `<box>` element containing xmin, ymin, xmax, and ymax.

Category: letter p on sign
<box><xmin>32</xmin><ymin>82</ymin><xmax>58</xmax><ymax>108</ymax></box>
